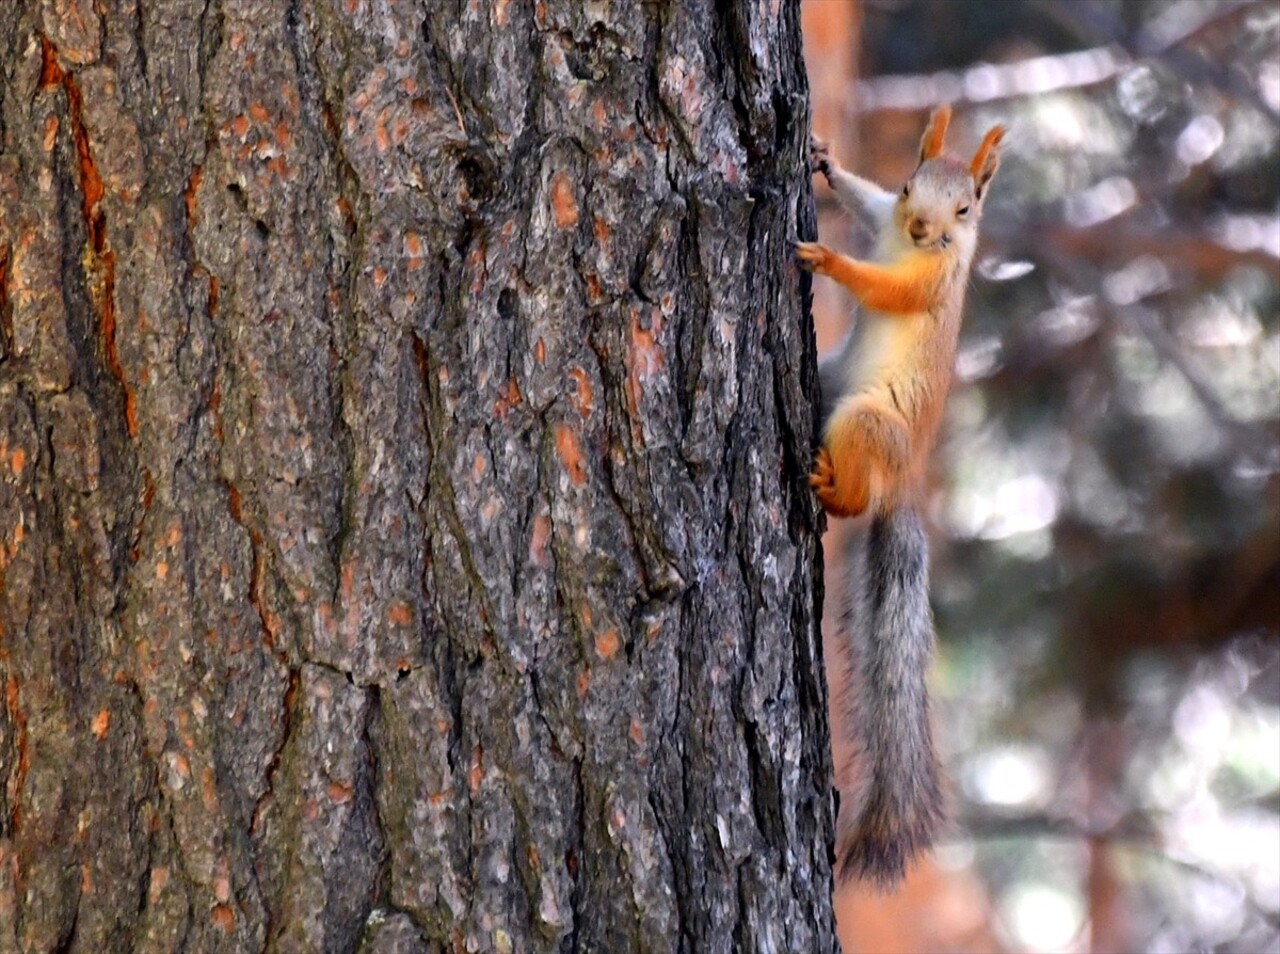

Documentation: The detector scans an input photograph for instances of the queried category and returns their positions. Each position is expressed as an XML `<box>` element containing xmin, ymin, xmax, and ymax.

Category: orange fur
<box><xmin>795</xmin><ymin>243</ymin><xmax>947</xmax><ymax>314</ymax></box>
<box><xmin>810</xmin><ymin>396</ymin><xmax>911</xmax><ymax>517</ymax></box>
<box><xmin>919</xmin><ymin>105</ymin><xmax>951</xmax><ymax>162</ymax></box>
<box><xmin>970</xmin><ymin>125</ymin><xmax>1006</xmax><ymax>191</ymax></box>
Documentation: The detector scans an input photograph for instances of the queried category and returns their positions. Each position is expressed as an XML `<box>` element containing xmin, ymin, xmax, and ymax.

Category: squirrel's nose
<box><xmin>908</xmin><ymin>217</ymin><xmax>929</xmax><ymax>241</ymax></box>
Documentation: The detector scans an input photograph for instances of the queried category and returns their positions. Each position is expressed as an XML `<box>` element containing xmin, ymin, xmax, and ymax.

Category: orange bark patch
<box><xmin>625</xmin><ymin>310</ymin><xmax>665</xmax><ymax>432</ymax></box>
<box><xmin>212</xmin><ymin>905</ymin><xmax>235</xmax><ymax>934</ymax></box>
<box><xmin>388</xmin><ymin>601</ymin><xmax>413</xmax><ymax>626</ymax></box>
<box><xmin>594</xmin><ymin>628</ymin><xmax>621</xmax><ymax>660</ymax></box>
<box><xmin>327</xmin><ymin>781</ymin><xmax>353</xmax><ymax>804</ymax></box>
<box><xmin>38</xmin><ymin>36</ymin><xmax>65</xmax><ymax>90</ymax></box>
<box><xmin>494</xmin><ymin>376</ymin><xmax>523</xmax><ymax>420</ymax></box>
<box><xmin>267</xmin><ymin>155</ymin><xmax>292</xmax><ymax>180</ymax></box>
<box><xmin>577</xmin><ymin>667</ymin><xmax>590</xmax><ymax>700</ymax></box>
<box><xmin>148</xmin><ymin>867</ymin><xmax>169</xmax><ymax>903</ymax></box>
<box><xmin>554</xmin><ymin>424</ymin><xmax>586</xmax><ymax>486</ymax></box>
<box><xmin>184</xmin><ymin>165</ymin><xmax>203</xmax><ymax>226</ymax></box>
<box><xmin>335</xmin><ymin>196</ymin><xmax>355</xmax><ymax>234</ymax></box>
<box><xmin>201</xmin><ymin>766</ymin><xmax>218</xmax><ymax>812</ymax></box>
<box><xmin>92</xmin><ymin>708</ymin><xmax>110</xmax><ymax>740</ymax></box>
<box><xmin>528</xmin><ymin>513</ymin><xmax>551</xmax><ymax>567</ymax></box>
<box><xmin>9</xmin><ymin>448</ymin><xmax>24</xmax><ymax>476</ymax></box>
<box><xmin>214</xmin><ymin>862</ymin><xmax>232</xmax><ymax>903</ymax></box>
<box><xmin>567</xmin><ymin>367</ymin><xmax>594</xmax><ymax>419</ymax></box>
<box><xmin>123</xmin><ymin>387</ymin><xmax>138</xmax><ymax>438</ymax></box>
<box><xmin>468</xmin><ymin>745</ymin><xmax>484</xmax><ymax>793</ymax></box>
<box><xmin>550</xmin><ymin>173</ymin><xmax>578</xmax><ymax>228</ymax></box>
<box><xmin>209</xmin><ymin>371</ymin><xmax>224</xmax><ymax>441</ymax></box>
<box><xmin>535</xmin><ymin>337</ymin><xmax>546</xmax><ymax>364</ymax></box>
<box><xmin>630</xmin><ymin>311</ymin><xmax>665</xmax><ymax>377</ymax></box>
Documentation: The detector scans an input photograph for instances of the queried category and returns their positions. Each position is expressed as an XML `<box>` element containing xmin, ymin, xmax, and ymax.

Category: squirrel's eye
<box><xmin>956</xmin><ymin>205</ymin><xmax>970</xmax><ymax>218</ymax></box>
<box><xmin>902</xmin><ymin>183</ymin><xmax>910</xmax><ymax>198</ymax></box>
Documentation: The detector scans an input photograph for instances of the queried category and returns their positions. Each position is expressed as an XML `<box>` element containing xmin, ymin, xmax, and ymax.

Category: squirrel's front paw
<box><xmin>809</xmin><ymin>447</ymin><xmax>866</xmax><ymax>518</ymax></box>
<box><xmin>792</xmin><ymin>241</ymin><xmax>833</xmax><ymax>276</ymax></box>
<box><xmin>810</xmin><ymin>136</ymin><xmax>832</xmax><ymax>177</ymax></box>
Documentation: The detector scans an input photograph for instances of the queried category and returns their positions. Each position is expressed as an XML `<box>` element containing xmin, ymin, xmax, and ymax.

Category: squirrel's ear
<box><xmin>918</xmin><ymin>104</ymin><xmax>951</xmax><ymax>163</ymax></box>
<box><xmin>970</xmin><ymin>125</ymin><xmax>1006</xmax><ymax>198</ymax></box>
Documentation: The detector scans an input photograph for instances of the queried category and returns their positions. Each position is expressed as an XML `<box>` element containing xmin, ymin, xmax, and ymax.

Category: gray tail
<box><xmin>835</xmin><ymin>505</ymin><xmax>943</xmax><ymax>887</ymax></box>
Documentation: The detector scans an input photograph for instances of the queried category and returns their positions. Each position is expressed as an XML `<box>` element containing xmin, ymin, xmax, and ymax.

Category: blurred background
<box><xmin>801</xmin><ymin>1</ymin><xmax>1280</xmax><ymax>951</ymax></box>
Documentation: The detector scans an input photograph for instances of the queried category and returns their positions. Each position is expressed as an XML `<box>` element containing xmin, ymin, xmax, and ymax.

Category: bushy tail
<box><xmin>835</xmin><ymin>505</ymin><xmax>943</xmax><ymax>887</ymax></box>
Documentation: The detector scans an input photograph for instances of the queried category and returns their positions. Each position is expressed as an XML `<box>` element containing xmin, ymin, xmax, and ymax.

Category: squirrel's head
<box><xmin>895</xmin><ymin>105</ymin><xmax>1005</xmax><ymax>256</ymax></box>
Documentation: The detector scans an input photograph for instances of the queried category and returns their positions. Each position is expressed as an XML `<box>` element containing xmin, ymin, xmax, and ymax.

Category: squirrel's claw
<box><xmin>792</xmin><ymin>241</ymin><xmax>830</xmax><ymax>274</ymax></box>
<box><xmin>810</xmin><ymin>136</ymin><xmax>832</xmax><ymax>177</ymax></box>
<box><xmin>809</xmin><ymin>447</ymin><xmax>836</xmax><ymax>490</ymax></box>
<box><xmin>810</xmin><ymin>446</ymin><xmax>865</xmax><ymax>518</ymax></box>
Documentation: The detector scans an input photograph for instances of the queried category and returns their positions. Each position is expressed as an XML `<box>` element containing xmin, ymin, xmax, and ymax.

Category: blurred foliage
<box><xmin>837</xmin><ymin>0</ymin><xmax>1279</xmax><ymax>950</ymax></box>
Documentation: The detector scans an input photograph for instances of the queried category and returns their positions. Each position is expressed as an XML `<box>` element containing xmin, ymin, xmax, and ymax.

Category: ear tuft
<box><xmin>918</xmin><ymin>105</ymin><xmax>952</xmax><ymax>164</ymax></box>
<box><xmin>970</xmin><ymin>124</ymin><xmax>1006</xmax><ymax>197</ymax></box>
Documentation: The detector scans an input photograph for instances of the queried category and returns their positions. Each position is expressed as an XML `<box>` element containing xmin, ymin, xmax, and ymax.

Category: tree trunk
<box><xmin>0</xmin><ymin>1</ymin><xmax>834</xmax><ymax>951</ymax></box>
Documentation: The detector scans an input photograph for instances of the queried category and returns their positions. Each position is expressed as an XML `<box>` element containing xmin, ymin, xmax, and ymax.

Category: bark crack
<box><xmin>39</xmin><ymin>36</ymin><xmax>134</xmax><ymax>438</ymax></box>
<box><xmin>249</xmin><ymin>665</ymin><xmax>300</xmax><ymax>840</ymax></box>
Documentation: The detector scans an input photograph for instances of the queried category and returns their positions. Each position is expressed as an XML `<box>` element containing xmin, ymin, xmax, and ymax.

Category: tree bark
<box><xmin>0</xmin><ymin>1</ymin><xmax>834</xmax><ymax>951</ymax></box>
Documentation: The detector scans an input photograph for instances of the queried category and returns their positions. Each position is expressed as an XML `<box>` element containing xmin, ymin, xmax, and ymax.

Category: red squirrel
<box><xmin>795</xmin><ymin>106</ymin><xmax>1005</xmax><ymax>886</ymax></box>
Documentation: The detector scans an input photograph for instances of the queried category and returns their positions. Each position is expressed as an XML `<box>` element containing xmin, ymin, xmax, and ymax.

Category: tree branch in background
<box><xmin>1037</xmin><ymin>0</ymin><xmax>1280</xmax><ymax>128</ymax></box>
<box><xmin>849</xmin><ymin>0</ymin><xmax>1279</xmax><ymax>124</ymax></box>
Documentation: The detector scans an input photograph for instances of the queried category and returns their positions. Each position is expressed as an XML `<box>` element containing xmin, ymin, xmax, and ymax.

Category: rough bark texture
<box><xmin>0</xmin><ymin>1</ymin><xmax>833</xmax><ymax>951</ymax></box>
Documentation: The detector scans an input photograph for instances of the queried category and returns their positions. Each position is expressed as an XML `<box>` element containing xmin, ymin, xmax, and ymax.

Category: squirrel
<box><xmin>793</xmin><ymin>105</ymin><xmax>1005</xmax><ymax>886</ymax></box>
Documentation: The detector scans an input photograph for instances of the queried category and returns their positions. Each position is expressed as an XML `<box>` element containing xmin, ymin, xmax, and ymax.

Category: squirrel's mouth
<box><xmin>913</xmin><ymin>233</ymin><xmax>951</xmax><ymax>250</ymax></box>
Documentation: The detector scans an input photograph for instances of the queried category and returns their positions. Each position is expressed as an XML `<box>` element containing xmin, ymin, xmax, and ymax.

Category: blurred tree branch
<box><xmin>1037</xmin><ymin>0</ymin><xmax>1280</xmax><ymax>128</ymax></box>
<box><xmin>848</xmin><ymin>0</ymin><xmax>1280</xmax><ymax>122</ymax></box>
<box><xmin>985</xmin><ymin>218</ymin><xmax>1278</xmax><ymax>283</ymax></box>
<box><xmin>962</xmin><ymin>809</ymin><xmax>1280</xmax><ymax>931</ymax></box>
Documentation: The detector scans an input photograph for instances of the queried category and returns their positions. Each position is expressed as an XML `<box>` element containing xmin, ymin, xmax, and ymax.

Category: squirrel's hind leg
<box><xmin>813</xmin><ymin>396</ymin><xmax>910</xmax><ymax>517</ymax></box>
